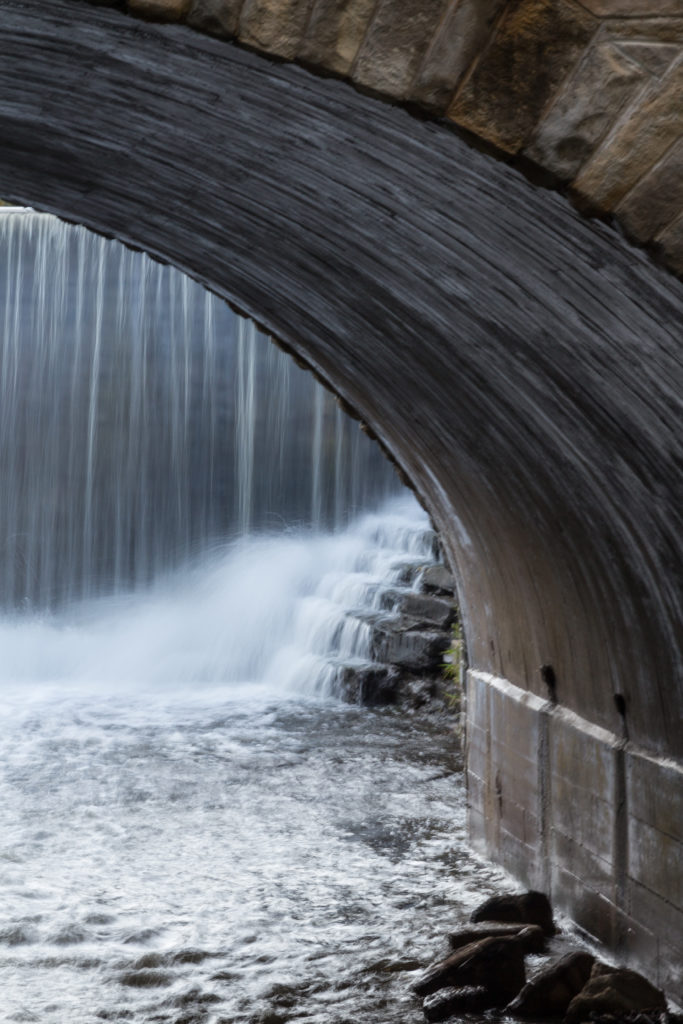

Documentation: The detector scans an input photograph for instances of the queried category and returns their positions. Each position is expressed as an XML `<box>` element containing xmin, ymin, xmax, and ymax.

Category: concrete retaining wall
<box><xmin>467</xmin><ymin>670</ymin><xmax>683</xmax><ymax>1001</ymax></box>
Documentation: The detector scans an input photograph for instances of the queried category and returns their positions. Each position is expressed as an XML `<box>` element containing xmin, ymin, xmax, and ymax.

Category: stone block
<box><xmin>127</xmin><ymin>0</ymin><xmax>191</xmax><ymax>18</ymax></box>
<box><xmin>410</xmin><ymin>0</ymin><xmax>506</xmax><ymax>113</ymax></box>
<box><xmin>615</xmin><ymin>41</ymin><xmax>681</xmax><ymax>78</ymax></box>
<box><xmin>549</xmin><ymin>711</ymin><xmax>618</xmax><ymax>866</ymax></box>
<box><xmin>617</xmin><ymin>137</ymin><xmax>683</xmax><ymax>244</ymax></box>
<box><xmin>626</xmin><ymin>879</ymin><xmax>683</xmax><ymax>963</ymax></box>
<box><xmin>573</xmin><ymin>57</ymin><xmax>683</xmax><ymax>211</ymax></box>
<box><xmin>238</xmin><ymin>0</ymin><xmax>314</xmax><ymax>59</ymax></box>
<box><xmin>447</xmin><ymin>0</ymin><xmax>597</xmax><ymax>154</ymax></box>
<box><xmin>626</xmin><ymin>745</ymin><xmax>683</xmax><ymax>840</ymax></box>
<box><xmin>299</xmin><ymin>0</ymin><xmax>376</xmax><ymax>75</ymax></box>
<box><xmin>580</xmin><ymin>0</ymin><xmax>683</xmax><ymax>13</ymax></box>
<box><xmin>629</xmin><ymin>819</ymin><xmax>682</xmax><ymax>906</ymax></box>
<box><xmin>525</xmin><ymin>40</ymin><xmax>645</xmax><ymax>181</ymax></box>
<box><xmin>187</xmin><ymin>0</ymin><xmax>244</xmax><ymax>36</ymax></box>
<box><xmin>352</xmin><ymin>0</ymin><xmax>451</xmax><ymax>100</ymax></box>
<box><xmin>657</xmin><ymin>212</ymin><xmax>683</xmax><ymax>276</ymax></box>
<box><xmin>551</xmin><ymin>864</ymin><xmax>620</xmax><ymax>948</ymax></box>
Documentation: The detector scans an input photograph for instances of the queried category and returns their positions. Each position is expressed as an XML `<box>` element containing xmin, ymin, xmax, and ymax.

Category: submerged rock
<box><xmin>564</xmin><ymin>963</ymin><xmax>667</xmax><ymax>1024</ymax></box>
<box><xmin>449</xmin><ymin>923</ymin><xmax>545</xmax><ymax>955</ymax></box>
<box><xmin>470</xmin><ymin>890</ymin><xmax>556</xmax><ymax>936</ymax></box>
<box><xmin>413</xmin><ymin>934</ymin><xmax>526</xmax><ymax>1002</ymax></box>
<box><xmin>423</xmin><ymin>985</ymin><xmax>495</xmax><ymax>1022</ymax></box>
<box><xmin>506</xmin><ymin>950</ymin><xmax>595</xmax><ymax>1017</ymax></box>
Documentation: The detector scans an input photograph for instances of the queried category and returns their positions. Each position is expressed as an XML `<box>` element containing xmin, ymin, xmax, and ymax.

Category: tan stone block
<box><xmin>526</xmin><ymin>40</ymin><xmax>644</xmax><ymax>180</ymax></box>
<box><xmin>656</xmin><ymin>212</ymin><xmax>683</xmax><ymax>276</ymax></box>
<box><xmin>299</xmin><ymin>0</ymin><xmax>377</xmax><ymax>75</ymax></box>
<box><xmin>410</xmin><ymin>0</ymin><xmax>506</xmax><ymax>113</ymax></box>
<box><xmin>617</xmin><ymin>138</ymin><xmax>683</xmax><ymax>243</ymax></box>
<box><xmin>573</xmin><ymin>57</ymin><xmax>683</xmax><ymax>212</ymax></box>
<box><xmin>447</xmin><ymin>0</ymin><xmax>597</xmax><ymax>154</ymax></box>
<box><xmin>128</xmin><ymin>0</ymin><xmax>191</xmax><ymax>19</ymax></box>
<box><xmin>615</xmin><ymin>41</ymin><xmax>681</xmax><ymax>78</ymax></box>
<box><xmin>606</xmin><ymin>17</ymin><xmax>683</xmax><ymax>44</ymax></box>
<box><xmin>238</xmin><ymin>0</ymin><xmax>314</xmax><ymax>59</ymax></box>
<box><xmin>579</xmin><ymin>0</ymin><xmax>683</xmax><ymax>14</ymax></box>
<box><xmin>187</xmin><ymin>0</ymin><xmax>244</xmax><ymax>37</ymax></box>
<box><xmin>352</xmin><ymin>0</ymin><xmax>452</xmax><ymax>100</ymax></box>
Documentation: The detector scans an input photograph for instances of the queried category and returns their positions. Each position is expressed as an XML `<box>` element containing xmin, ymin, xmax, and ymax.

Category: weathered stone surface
<box><xmin>573</xmin><ymin>57</ymin><xmax>683</xmax><ymax>211</ymax></box>
<box><xmin>617</xmin><ymin>138</ymin><xmax>683</xmax><ymax>244</ymax></box>
<box><xmin>470</xmin><ymin>891</ymin><xmax>555</xmax><ymax>935</ymax></box>
<box><xmin>371</xmin><ymin>621</ymin><xmax>449</xmax><ymax>672</ymax></box>
<box><xmin>423</xmin><ymin>985</ymin><xmax>496</xmax><ymax>1022</ymax></box>
<box><xmin>187</xmin><ymin>0</ymin><xmax>244</xmax><ymax>36</ymax></box>
<box><xmin>564</xmin><ymin>962</ymin><xmax>667</xmax><ymax>1024</ymax></box>
<box><xmin>238</xmin><ymin>0</ymin><xmax>314</xmax><ymax>58</ymax></box>
<box><xmin>337</xmin><ymin>662</ymin><xmax>400</xmax><ymax>704</ymax></box>
<box><xmin>526</xmin><ymin>41</ymin><xmax>645</xmax><ymax>181</ymax></box>
<box><xmin>410</xmin><ymin>0</ymin><xmax>506</xmax><ymax>112</ymax></box>
<box><xmin>616</xmin><ymin>41</ymin><xmax>681</xmax><ymax>78</ymax></box>
<box><xmin>413</xmin><ymin>935</ymin><xmax>526</xmax><ymax>1001</ymax></box>
<box><xmin>127</xmin><ymin>0</ymin><xmax>191</xmax><ymax>18</ymax></box>
<box><xmin>379</xmin><ymin>588</ymin><xmax>455</xmax><ymax>629</ymax></box>
<box><xmin>657</xmin><ymin>211</ymin><xmax>683</xmax><ymax>276</ymax></box>
<box><xmin>449</xmin><ymin>923</ymin><xmax>545</xmax><ymax>954</ymax></box>
<box><xmin>419</xmin><ymin>564</ymin><xmax>455</xmax><ymax>596</ymax></box>
<box><xmin>299</xmin><ymin>0</ymin><xmax>376</xmax><ymax>75</ymax></box>
<box><xmin>352</xmin><ymin>0</ymin><xmax>451</xmax><ymax>99</ymax></box>
<box><xmin>580</xmin><ymin>0</ymin><xmax>683</xmax><ymax>14</ymax></box>
<box><xmin>506</xmin><ymin>951</ymin><xmax>595</xmax><ymax>1017</ymax></box>
<box><xmin>448</xmin><ymin>0</ymin><xmax>597</xmax><ymax>153</ymax></box>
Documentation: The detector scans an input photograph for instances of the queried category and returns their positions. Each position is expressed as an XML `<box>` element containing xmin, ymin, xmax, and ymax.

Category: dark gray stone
<box><xmin>564</xmin><ymin>963</ymin><xmax>667</xmax><ymax>1024</ymax></box>
<box><xmin>413</xmin><ymin>934</ymin><xmax>526</xmax><ymax>1001</ymax></box>
<box><xmin>379</xmin><ymin>588</ymin><xmax>456</xmax><ymax>629</ymax></box>
<box><xmin>418</xmin><ymin>565</ymin><xmax>455</xmax><ymax>597</ymax></box>
<box><xmin>506</xmin><ymin>951</ymin><xmax>595</xmax><ymax>1017</ymax></box>
<box><xmin>449</xmin><ymin>923</ymin><xmax>545</xmax><ymax>955</ymax></box>
<box><xmin>471</xmin><ymin>891</ymin><xmax>555</xmax><ymax>936</ymax></box>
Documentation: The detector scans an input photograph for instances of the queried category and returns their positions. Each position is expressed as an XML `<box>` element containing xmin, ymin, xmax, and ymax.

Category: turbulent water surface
<box><xmin>0</xmin><ymin>210</ymin><xmax>514</xmax><ymax>1023</ymax></box>
<box><xmin>0</xmin><ymin>505</ymin><xmax>514</xmax><ymax>1024</ymax></box>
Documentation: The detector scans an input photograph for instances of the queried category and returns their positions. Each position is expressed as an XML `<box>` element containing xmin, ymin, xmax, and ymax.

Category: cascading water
<box><xmin>0</xmin><ymin>209</ymin><xmax>398</xmax><ymax>611</ymax></box>
<box><xmin>0</xmin><ymin>209</ymin><xmax>515</xmax><ymax>1024</ymax></box>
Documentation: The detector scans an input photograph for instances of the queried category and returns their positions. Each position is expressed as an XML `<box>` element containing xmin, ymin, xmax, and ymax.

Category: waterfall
<box><xmin>0</xmin><ymin>210</ymin><xmax>400</xmax><ymax>611</ymax></box>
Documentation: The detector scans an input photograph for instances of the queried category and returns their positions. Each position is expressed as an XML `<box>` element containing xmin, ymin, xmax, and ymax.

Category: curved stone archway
<box><xmin>1</xmin><ymin>0</ymin><xmax>681</xmax><ymax>996</ymax></box>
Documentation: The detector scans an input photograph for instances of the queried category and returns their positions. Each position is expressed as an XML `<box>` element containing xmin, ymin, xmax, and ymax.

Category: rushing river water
<box><xmin>0</xmin><ymin>506</ymin><xmax>514</xmax><ymax>1024</ymax></box>
<box><xmin>0</xmin><ymin>210</ymin><xmax>514</xmax><ymax>1023</ymax></box>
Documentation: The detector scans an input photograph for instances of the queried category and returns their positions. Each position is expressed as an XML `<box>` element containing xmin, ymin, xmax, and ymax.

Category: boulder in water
<box><xmin>449</xmin><ymin>922</ymin><xmax>545</xmax><ymax>955</ymax></box>
<box><xmin>470</xmin><ymin>890</ymin><xmax>556</xmax><ymax>936</ymax></box>
<box><xmin>505</xmin><ymin>950</ymin><xmax>595</xmax><ymax>1017</ymax></box>
<box><xmin>412</xmin><ymin>934</ymin><xmax>526</xmax><ymax>1002</ymax></box>
<box><xmin>423</xmin><ymin>985</ymin><xmax>496</xmax><ymax>1021</ymax></box>
<box><xmin>564</xmin><ymin>962</ymin><xmax>667</xmax><ymax>1024</ymax></box>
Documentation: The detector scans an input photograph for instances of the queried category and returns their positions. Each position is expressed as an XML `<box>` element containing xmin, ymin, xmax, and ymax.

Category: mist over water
<box><xmin>0</xmin><ymin>211</ymin><xmax>513</xmax><ymax>1023</ymax></box>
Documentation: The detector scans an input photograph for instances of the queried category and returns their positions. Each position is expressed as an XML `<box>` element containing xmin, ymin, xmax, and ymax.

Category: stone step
<box><xmin>378</xmin><ymin>588</ymin><xmax>456</xmax><ymax>630</ymax></box>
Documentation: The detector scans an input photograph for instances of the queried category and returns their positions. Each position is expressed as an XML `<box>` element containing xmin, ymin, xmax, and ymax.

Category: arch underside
<box><xmin>1</xmin><ymin>0</ymin><xmax>681</xmax><ymax>994</ymax></box>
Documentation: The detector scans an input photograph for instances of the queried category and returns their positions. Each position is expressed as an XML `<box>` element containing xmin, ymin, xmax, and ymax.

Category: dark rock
<box><xmin>470</xmin><ymin>890</ymin><xmax>556</xmax><ymax>936</ymax></box>
<box><xmin>418</xmin><ymin>564</ymin><xmax>455</xmax><ymax>596</ymax></box>
<box><xmin>337</xmin><ymin>662</ymin><xmax>401</xmax><ymax>704</ymax></box>
<box><xmin>423</xmin><ymin>985</ymin><xmax>496</xmax><ymax>1022</ymax></box>
<box><xmin>564</xmin><ymin>962</ymin><xmax>667</xmax><ymax>1024</ymax></box>
<box><xmin>449</xmin><ymin>923</ymin><xmax>545</xmax><ymax>955</ymax></box>
<box><xmin>413</xmin><ymin>934</ymin><xmax>526</xmax><ymax>1002</ymax></box>
<box><xmin>371</xmin><ymin>618</ymin><xmax>450</xmax><ymax>672</ymax></box>
<box><xmin>379</xmin><ymin>588</ymin><xmax>456</xmax><ymax>630</ymax></box>
<box><xmin>506</xmin><ymin>950</ymin><xmax>595</xmax><ymax>1017</ymax></box>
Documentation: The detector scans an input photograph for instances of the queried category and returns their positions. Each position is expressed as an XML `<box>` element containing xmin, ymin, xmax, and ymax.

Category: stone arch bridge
<box><xmin>1</xmin><ymin>0</ymin><xmax>681</xmax><ymax>999</ymax></box>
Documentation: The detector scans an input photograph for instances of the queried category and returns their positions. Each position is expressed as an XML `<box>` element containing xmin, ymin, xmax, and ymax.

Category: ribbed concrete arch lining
<box><xmin>1</xmin><ymin>0</ymin><xmax>681</xmax><ymax>757</ymax></box>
